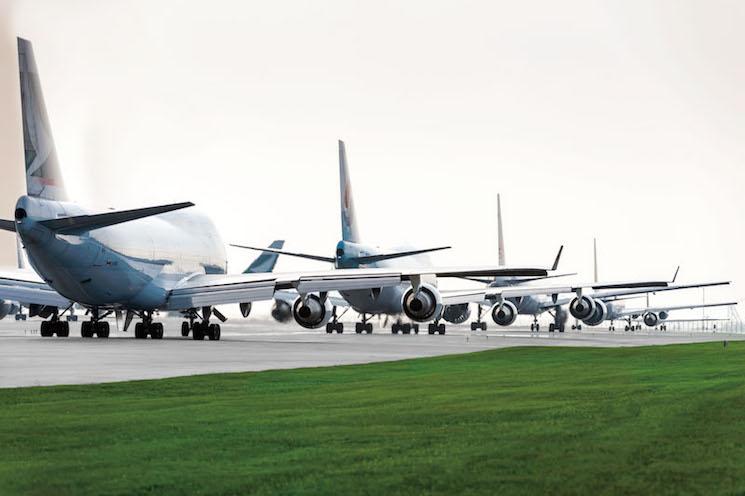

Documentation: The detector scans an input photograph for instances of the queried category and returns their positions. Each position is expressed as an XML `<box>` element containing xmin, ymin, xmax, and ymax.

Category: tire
<box><xmin>193</xmin><ymin>323</ymin><xmax>205</xmax><ymax>340</ymax></box>
<box><xmin>401</xmin><ymin>324</ymin><xmax>411</xmax><ymax>335</ymax></box>
<box><xmin>151</xmin><ymin>323</ymin><xmax>163</xmax><ymax>340</ymax></box>
<box><xmin>355</xmin><ymin>323</ymin><xmax>362</xmax><ymax>334</ymax></box>
<box><xmin>549</xmin><ymin>323</ymin><xmax>555</xmax><ymax>332</ymax></box>
<box><xmin>325</xmin><ymin>323</ymin><xmax>334</xmax><ymax>334</ymax></box>
<box><xmin>134</xmin><ymin>322</ymin><xmax>146</xmax><ymax>339</ymax></box>
<box><xmin>81</xmin><ymin>321</ymin><xmax>94</xmax><ymax>338</ymax></box>
<box><xmin>413</xmin><ymin>324</ymin><xmax>419</xmax><ymax>334</ymax></box>
<box><xmin>438</xmin><ymin>324</ymin><xmax>446</xmax><ymax>335</ymax></box>
<box><xmin>365</xmin><ymin>323</ymin><xmax>373</xmax><ymax>334</ymax></box>
<box><xmin>392</xmin><ymin>325</ymin><xmax>399</xmax><ymax>334</ymax></box>
<box><xmin>40</xmin><ymin>321</ymin><xmax>52</xmax><ymax>337</ymax></box>
<box><xmin>470</xmin><ymin>322</ymin><xmax>477</xmax><ymax>331</ymax></box>
<box><xmin>58</xmin><ymin>322</ymin><xmax>70</xmax><ymax>337</ymax></box>
<box><xmin>96</xmin><ymin>321</ymin><xmax>110</xmax><ymax>338</ymax></box>
<box><xmin>213</xmin><ymin>324</ymin><xmax>221</xmax><ymax>341</ymax></box>
<box><xmin>181</xmin><ymin>322</ymin><xmax>190</xmax><ymax>337</ymax></box>
<box><xmin>208</xmin><ymin>323</ymin><xmax>219</xmax><ymax>341</ymax></box>
<box><xmin>335</xmin><ymin>323</ymin><xmax>344</xmax><ymax>334</ymax></box>
<box><xmin>481</xmin><ymin>323</ymin><xmax>487</xmax><ymax>331</ymax></box>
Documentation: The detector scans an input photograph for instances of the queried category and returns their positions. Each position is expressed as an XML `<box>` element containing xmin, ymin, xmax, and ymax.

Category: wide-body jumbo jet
<box><xmin>233</xmin><ymin>141</ymin><xmax>674</xmax><ymax>334</ymax></box>
<box><xmin>0</xmin><ymin>38</ymin><xmax>560</xmax><ymax>340</ymax></box>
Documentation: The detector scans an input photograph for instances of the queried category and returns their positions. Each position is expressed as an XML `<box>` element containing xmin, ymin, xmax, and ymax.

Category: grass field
<box><xmin>1</xmin><ymin>341</ymin><xmax>745</xmax><ymax>495</ymax></box>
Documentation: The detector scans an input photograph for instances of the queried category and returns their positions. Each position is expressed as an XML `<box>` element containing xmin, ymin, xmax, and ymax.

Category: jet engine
<box><xmin>491</xmin><ymin>300</ymin><xmax>518</xmax><ymax>326</ymax></box>
<box><xmin>29</xmin><ymin>303</ymin><xmax>55</xmax><ymax>319</ymax></box>
<box><xmin>239</xmin><ymin>302</ymin><xmax>252</xmax><ymax>318</ymax></box>
<box><xmin>292</xmin><ymin>294</ymin><xmax>333</xmax><ymax>329</ymax></box>
<box><xmin>582</xmin><ymin>300</ymin><xmax>607</xmax><ymax>326</ymax></box>
<box><xmin>659</xmin><ymin>311</ymin><xmax>669</xmax><ymax>321</ymax></box>
<box><xmin>643</xmin><ymin>312</ymin><xmax>658</xmax><ymax>327</ymax></box>
<box><xmin>442</xmin><ymin>303</ymin><xmax>471</xmax><ymax>324</ymax></box>
<box><xmin>402</xmin><ymin>283</ymin><xmax>443</xmax><ymax>322</ymax></box>
<box><xmin>0</xmin><ymin>300</ymin><xmax>13</xmax><ymax>320</ymax></box>
<box><xmin>569</xmin><ymin>296</ymin><xmax>596</xmax><ymax>320</ymax></box>
<box><xmin>271</xmin><ymin>299</ymin><xmax>293</xmax><ymax>323</ymax></box>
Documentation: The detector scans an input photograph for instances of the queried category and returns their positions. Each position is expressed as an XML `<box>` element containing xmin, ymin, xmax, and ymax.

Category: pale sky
<box><xmin>0</xmin><ymin>0</ymin><xmax>742</xmax><ymax>318</ymax></box>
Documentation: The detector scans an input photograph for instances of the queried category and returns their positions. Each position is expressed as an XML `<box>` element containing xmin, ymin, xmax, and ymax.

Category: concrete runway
<box><xmin>1</xmin><ymin>318</ymin><xmax>742</xmax><ymax>388</ymax></box>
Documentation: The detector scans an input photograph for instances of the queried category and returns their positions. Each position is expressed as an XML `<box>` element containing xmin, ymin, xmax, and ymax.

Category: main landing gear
<box><xmin>80</xmin><ymin>307</ymin><xmax>110</xmax><ymax>338</ymax></box>
<box><xmin>179</xmin><ymin>307</ymin><xmax>222</xmax><ymax>340</ymax></box>
<box><xmin>392</xmin><ymin>319</ymin><xmax>420</xmax><ymax>334</ymax></box>
<box><xmin>133</xmin><ymin>311</ymin><xmax>164</xmax><ymax>339</ymax></box>
<box><xmin>427</xmin><ymin>320</ymin><xmax>445</xmax><ymax>335</ymax></box>
<box><xmin>470</xmin><ymin>305</ymin><xmax>487</xmax><ymax>331</ymax></box>
<box><xmin>326</xmin><ymin>306</ymin><xmax>344</xmax><ymax>334</ymax></box>
<box><xmin>355</xmin><ymin>313</ymin><xmax>373</xmax><ymax>334</ymax></box>
<box><xmin>40</xmin><ymin>318</ymin><xmax>70</xmax><ymax>337</ymax></box>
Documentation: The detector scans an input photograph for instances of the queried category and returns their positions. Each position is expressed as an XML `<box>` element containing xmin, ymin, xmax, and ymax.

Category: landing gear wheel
<box><xmin>192</xmin><ymin>322</ymin><xmax>205</xmax><ymax>340</ymax></box>
<box><xmin>57</xmin><ymin>321</ymin><xmax>70</xmax><ymax>337</ymax></box>
<box><xmin>559</xmin><ymin>325</ymin><xmax>565</xmax><ymax>333</ymax></box>
<box><xmin>392</xmin><ymin>324</ymin><xmax>400</xmax><ymax>334</ymax></box>
<box><xmin>150</xmin><ymin>322</ymin><xmax>163</xmax><ymax>340</ymax></box>
<box><xmin>427</xmin><ymin>323</ymin><xmax>436</xmax><ymax>335</ymax></box>
<box><xmin>355</xmin><ymin>322</ymin><xmax>363</xmax><ymax>334</ymax></box>
<box><xmin>81</xmin><ymin>321</ymin><xmax>95</xmax><ymax>338</ymax></box>
<box><xmin>95</xmin><ymin>321</ymin><xmax>110</xmax><ymax>338</ymax></box>
<box><xmin>365</xmin><ymin>323</ymin><xmax>373</xmax><ymax>334</ymax></box>
<box><xmin>401</xmin><ymin>323</ymin><xmax>411</xmax><ymax>335</ymax></box>
<box><xmin>207</xmin><ymin>323</ymin><xmax>221</xmax><ymax>341</ymax></box>
<box><xmin>325</xmin><ymin>322</ymin><xmax>334</xmax><ymax>334</ymax></box>
<box><xmin>530</xmin><ymin>323</ymin><xmax>535</xmax><ymax>332</ymax></box>
<box><xmin>40</xmin><ymin>321</ymin><xmax>53</xmax><ymax>337</ymax></box>
<box><xmin>412</xmin><ymin>324</ymin><xmax>419</xmax><ymax>334</ymax></box>
<box><xmin>335</xmin><ymin>323</ymin><xmax>344</xmax><ymax>334</ymax></box>
<box><xmin>181</xmin><ymin>321</ymin><xmax>190</xmax><ymax>337</ymax></box>
<box><xmin>438</xmin><ymin>324</ymin><xmax>446</xmax><ymax>335</ymax></box>
<box><xmin>549</xmin><ymin>323</ymin><xmax>555</xmax><ymax>332</ymax></box>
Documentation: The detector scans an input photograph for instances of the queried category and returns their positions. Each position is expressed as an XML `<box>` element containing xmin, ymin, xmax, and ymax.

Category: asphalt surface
<box><xmin>1</xmin><ymin>318</ymin><xmax>742</xmax><ymax>388</ymax></box>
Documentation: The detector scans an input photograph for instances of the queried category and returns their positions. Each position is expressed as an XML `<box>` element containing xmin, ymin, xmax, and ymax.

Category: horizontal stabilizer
<box><xmin>353</xmin><ymin>246</ymin><xmax>451</xmax><ymax>265</ymax></box>
<box><xmin>0</xmin><ymin>219</ymin><xmax>15</xmax><ymax>232</ymax></box>
<box><xmin>39</xmin><ymin>202</ymin><xmax>194</xmax><ymax>234</ymax></box>
<box><xmin>231</xmin><ymin>244</ymin><xmax>335</xmax><ymax>263</ymax></box>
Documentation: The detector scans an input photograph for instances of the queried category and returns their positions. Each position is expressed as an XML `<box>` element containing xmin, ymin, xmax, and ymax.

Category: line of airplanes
<box><xmin>0</xmin><ymin>38</ymin><xmax>736</xmax><ymax>340</ymax></box>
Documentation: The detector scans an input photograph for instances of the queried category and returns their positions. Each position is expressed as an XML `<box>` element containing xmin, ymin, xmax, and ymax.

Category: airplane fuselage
<box><xmin>15</xmin><ymin>195</ymin><xmax>227</xmax><ymax>310</ymax></box>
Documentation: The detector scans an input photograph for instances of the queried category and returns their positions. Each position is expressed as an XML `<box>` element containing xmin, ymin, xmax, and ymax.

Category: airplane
<box><xmin>0</xmin><ymin>38</ymin><xmax>558</xmax><ymax>340</ymax></box>
<box><xmin>607</xmin><ymin>301</ymin><xmax>737</xmax><ymax>331</ymax></box>
<box><xmin>233</xmin><ymin>141</ymin><xmax>673</xmax><ymax>335</ymax></box>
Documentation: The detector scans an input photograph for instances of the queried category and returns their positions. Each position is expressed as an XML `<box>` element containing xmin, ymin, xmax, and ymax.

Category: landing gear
<box><xmin>530</xmin><ymin>316</ymin><xmax>540</xmax><ymax>332</ymax></box>
<box><xmin>130</xmin><ymin>311</ymin><xmax>166</xmax><ymax>339</ymax></box>
<box><xmin>80</xmin><ymin>308</ymin><xmax>110</xmax><ymax>338</ymax></box>
<box><xmin>40</xmin><ymin>319</ymin><xmax>70</xmax><ymax>337</ymax></box>
<box><xmin>428</xmin><ymin>321</ymin><xmax>446</xmax><ymax>335</ymax></box>
<box><xmin>355</xmin><ymin>314</ymin><xmax>373</xmax><ymax>334</ymax></box>
<box><xmin>325</xmin><ymin>306</ymin><xmax>344</xmax><ymax>334</ymax></box>
<box><xmin>181</xmin><ymin>321</ymin><xmax>190</xmax><ymax>337</ymax></box>
<box><xmin>470</xmin><ymin>306</ymin><xmax>487</xmax><ymax>331</ymax></box>
<box><xmin>549</xmin><ymin>323</ymin><xmax>565</xmax><ymax>332</ymax></box>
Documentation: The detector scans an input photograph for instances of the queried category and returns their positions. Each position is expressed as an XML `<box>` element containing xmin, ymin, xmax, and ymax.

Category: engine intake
<box><xmin>583</xmin><ymin>300</ymin><xmax>607</xmax><ymax>326</ymax></box>
<box><xmin>442</xmin><ymin>303</ymin><xmax>471</xmax><ymax>324</ymax></box>
<box><xmin>239</xmin><ymin>302</ymin><xmax>252</xmax><ymax>318</ymax></box>
<box><xmin>643</xmin><ymin>312</ymin><xmax>658</xmax><ymax>327</ymax></box>
<box><xmin>569</xmin><ymin>296</ymin><xmax>596</xmax><ymax>321</ymax></box>
<box><xmin>292</xmin><ymin>294</ymin><xmax>333</xmax><ymax>329</ymax></box>
<box><xmin>491</xmin><ymin>300</ymin><xmax>518</xmax><ymax>326</ymax></box>
<box><xmin>402</xmin><ymin>283</ymin><xmax>443</xmax><ymax>322</ymax></box>
<box><xmin>659</xmin><ymin>311</ymin><xmax>669</xmax><ymax>321</ymax></box>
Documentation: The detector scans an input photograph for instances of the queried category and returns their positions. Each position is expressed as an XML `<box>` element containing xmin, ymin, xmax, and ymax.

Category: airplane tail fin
<box><xmin>243</xmin><ymin>240</ymin><xmax>285</xmax><ymax>273</ymax></box>
<box><xmin>338</xmin><ymin>140</ymin><xmax>360</xmax><ymax>243</ymax></box>
<box><xmin>497</xmin><ymin>194</ymin><xmax>505</xmax><ymax>267</ymax></box>
<box><xmin>18</xmin><ymin>38</ymin><xmax>67</xmax><ymax>201</ymax></box>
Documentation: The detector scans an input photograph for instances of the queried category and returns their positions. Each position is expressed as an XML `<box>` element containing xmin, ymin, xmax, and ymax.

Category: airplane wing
<box><xmin>617</xmin><ymin>301</ymin><xmax>737</xmax><ymax>317</ymax></box>
<box><xmin>274</xmin><ymin>289</ymin><xmax>349</xmax><ymax>307</ymax></box>
<box><xmin>165</xmin><ymin>265</ymin><xmax>550</xmax><ymax>310</ymax></box>
<box><xmin>0</xmin><ymin>269</ymin><xmax>72</xmax><ymax>308</ymax></box>
<box><xmin>593</xmin><ymin>281</ymin><xmax>731</xmax><ymax>302</ymax></box>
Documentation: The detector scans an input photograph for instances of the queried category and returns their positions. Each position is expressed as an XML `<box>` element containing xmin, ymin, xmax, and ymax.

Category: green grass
<box><xmin>2</xmin><ymin>342</ymin><xmax>745</xmax><ymax>495</ymax></box>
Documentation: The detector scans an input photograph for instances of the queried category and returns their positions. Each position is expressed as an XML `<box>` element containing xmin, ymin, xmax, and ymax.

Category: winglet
<box><xmin>551</xmin><ymin>245</ymin><xmax>564</xmax><ymax>271</ymax></box>
<box><xmin>672</xmin><ymin>266</ymin><xmax>680</xmax><ymax>283</ymax></box>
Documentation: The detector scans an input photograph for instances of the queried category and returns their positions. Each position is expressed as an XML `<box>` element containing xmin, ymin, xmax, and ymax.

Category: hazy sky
<box><xmin>0</xmin><ymin>0</ymin><xmax>742</xmax><ymax>317</ymax></box>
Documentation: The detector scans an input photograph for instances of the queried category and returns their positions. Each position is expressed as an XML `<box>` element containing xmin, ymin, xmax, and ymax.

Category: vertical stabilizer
<box><xmin>18</xmin><ymin>38</ymin><xmax>67</xmax><ymax>201</ymax></box>
<box><xmin>497</xmin><ymin>194</ymin><xmax>505</xmax><ymax>267</ymax></box>
<box><xmin>593</xmin><ymin>238</ymin><xmax>598</xmax><ymax>283</ymax></box>
<box><xmin>338</xmin><ymin>140</ymin><xmax>360</xmax><ymax>242</ymax></box>
<box><xmin>243</xmin><ymin>240</ymin><xmax>285</xmax><ymax>273</ymax></box>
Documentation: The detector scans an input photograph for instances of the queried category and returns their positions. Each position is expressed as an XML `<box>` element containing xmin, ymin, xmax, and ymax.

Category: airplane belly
<box><xmin>341</xmin><ymin>285</ymin><xmax>404</xmax><ymax>315</ymax></box>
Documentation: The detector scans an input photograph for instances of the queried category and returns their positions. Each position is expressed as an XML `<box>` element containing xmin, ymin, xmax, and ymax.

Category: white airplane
<box><xmin>0</xmin><ymin>38</ymin><xmax>560</xmax><ymax>340</ymax></box>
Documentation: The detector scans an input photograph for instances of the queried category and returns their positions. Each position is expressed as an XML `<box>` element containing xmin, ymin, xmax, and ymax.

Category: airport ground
<box><xmin>0</xmin><ymin>318</ymin><xmax>742</xmax><ymax>387</ymax></box>
<box><xmin>1</xmin><ymin>339</ymin><xmax>745</xmax><ymax>495</ymax></box>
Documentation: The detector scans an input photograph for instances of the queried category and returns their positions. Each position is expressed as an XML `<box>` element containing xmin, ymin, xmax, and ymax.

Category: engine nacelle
<box><xmin>442</xmin><ymin>303</ymin><xmax>471</xmax><ymax>324</ymax></box>
<box><xmin>239</xmin><ymin>302</ymin><xmax>252</xmax><ymax>318</ymax></box>
<box><xmin>0</xmin><ymin>300</ymin><xmax>12</xmax><ymax>320</ymax></box>
<box><xmin>292</xmin><ymin>294</ymin><xmax>333</xmax><ymax>329</ymax></box>
<box><xmin>569</xmin><ymin>296</ymin><xmax>596</xmax><ymax>321</ymax></box>
<box><xmin>402</xmin><ymin>283</ymin><xmax>443</xmax><ymax>322</ymax></box>
<box><xmin>271</xmin><ymin>299</ymin><xmax>293</xmax><ymax>323</ymax></box>
<box><xmin>659</xmin><ymin>311</ymin><xmax>669</xmax><ymax>321</ymax></box>
<box><xmin>583</xmin><ymin>300</ymin><xmax>607</xmax><ymax>326</ymax></box>
<box><xmin>29</xmin><ymin>304</ymin><xmax>55</xmax><ymax>319</ymax></box>
<box><xmin>491</xmin><ymin>300</ymin><xmax>518</xmax><ymax>326</ymax></box>
<box><xmin>643</xmin><ymin>312</ymin><xmax>658</xmax><ymax>327</ymax></box>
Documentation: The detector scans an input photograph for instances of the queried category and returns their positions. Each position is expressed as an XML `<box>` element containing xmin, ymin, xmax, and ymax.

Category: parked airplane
<box><xmin>234</xmin><ymin>141</ymin><xmax>672</xmax><ymax>334</ymax></box>
<box><xmin>601</xmin><ymin>301</ymin><xmax>737</xmax><ymax>331</ymax></box>
<box><xmin>0</xmin><ymin>39</ymin><xmax>555</xmax><ymax>340</ymax></box>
